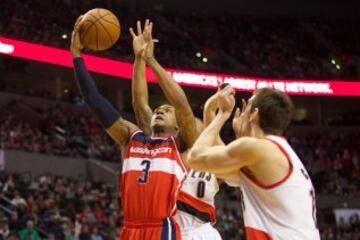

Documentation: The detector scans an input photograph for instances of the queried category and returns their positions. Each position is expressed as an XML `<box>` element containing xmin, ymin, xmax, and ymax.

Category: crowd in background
<box><xmin>0</xmin><ymin>107</ymin><xmax>120</xmax><ymax>162</ymax></box>
<box><xmin>0</xmin><ymin>172</ymin><xmax>358</xmax><ymax>240</ymax></box>
<box><xmin>0</xmin><ymin>173</ymin><xmax>121</xmax><ymax>240</ymax></box>
<box><xmin>289</xmin><ymin>133</ymin><xmax>360</xmax><ymax>195</ymax></box>
<box><xmin>1</xmin><ymin>102</ymin><xmax>359</xmax><ymax>198</ymax></box>
<box><xmin>1</xmin><ymin>0</ymin><xmax>359</xmax><ymax>80</ymax></box>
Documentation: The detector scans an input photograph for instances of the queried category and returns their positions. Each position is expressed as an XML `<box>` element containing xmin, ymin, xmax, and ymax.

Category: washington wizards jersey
<box><xmin>121</xmin><ymin>131</ymin><xmax>187</xmax><ymax>221</ymax></box>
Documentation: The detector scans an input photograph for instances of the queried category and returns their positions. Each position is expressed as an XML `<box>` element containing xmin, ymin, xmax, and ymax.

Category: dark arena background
<box><xmin>0</xmin><ymin>0</ymin><xmax>359</xmax><ymax>239</ymax></box>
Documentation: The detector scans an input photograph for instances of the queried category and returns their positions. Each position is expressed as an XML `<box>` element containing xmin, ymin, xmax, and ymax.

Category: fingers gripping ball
<box><xmin>79</xmin><ymin>8</ymin><xmax>121</xmax><ymax>51</ymax></box>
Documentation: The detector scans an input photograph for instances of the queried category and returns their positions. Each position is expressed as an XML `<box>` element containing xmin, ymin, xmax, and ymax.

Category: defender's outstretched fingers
<box><xmin>235</xmin><ymin>107</ymin><xmax>241</xmax><ymax>118</ymax></box>
<box><xmin>137</xmin><ymin>20</ymin><xmax>142</xmax><ymax>35</ymax></box>
<box><xmin>241</xmin><ymin>99</ymin><xmax>247</xmax><ymax>115</ymax></box>
<box><xmin>129</xmin><ymin>27</ymin><xmax>136</xmax><ymax>38</ymax></box>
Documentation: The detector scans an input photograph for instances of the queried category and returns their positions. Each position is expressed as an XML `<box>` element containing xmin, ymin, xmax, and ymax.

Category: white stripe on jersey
<box><xmin>167</xmin><ymin>218</ymin><xmax>172</xmax><ymax>239</ymax></box>
<box><xmin>123</xmin><ymin>157</ymin><xmax>186</xmax><ymax>183</ymax></box>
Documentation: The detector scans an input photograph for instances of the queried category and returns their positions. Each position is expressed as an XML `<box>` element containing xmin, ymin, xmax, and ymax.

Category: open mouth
<box><xmin>155</xmin><ymin>116</ymin><xmax>164</xmax><ymax>120</ymax></box>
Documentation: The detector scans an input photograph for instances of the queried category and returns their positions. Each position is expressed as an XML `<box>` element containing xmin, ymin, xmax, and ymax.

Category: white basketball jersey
<box><xmin>175</xmin><ymin>170</ymin><xmax>219</xmax><ymax>230</ymax></box>
<box><xmin>227</xmin><ymin>135</ymin><xmax>320</xmax><ymax>240</ymax></box>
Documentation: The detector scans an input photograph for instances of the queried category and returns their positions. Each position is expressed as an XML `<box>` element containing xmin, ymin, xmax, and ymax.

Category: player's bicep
<box><xmin>105</xmin><ymin>117</ymin><xmax>138</xmax><ymax>146</ymax></box>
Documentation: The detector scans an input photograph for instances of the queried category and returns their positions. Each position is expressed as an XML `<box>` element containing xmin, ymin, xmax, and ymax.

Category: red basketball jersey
<box><xmin>121</xmin><ymin>131</ymin><xmax>187</xmax><ymax>222</ymax></box>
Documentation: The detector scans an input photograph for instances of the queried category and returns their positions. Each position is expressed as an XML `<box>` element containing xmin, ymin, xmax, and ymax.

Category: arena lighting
<box><xmin>1</xmin><ymin>37</ymin><xmax>360</xmax><ymax>97</ymax></box>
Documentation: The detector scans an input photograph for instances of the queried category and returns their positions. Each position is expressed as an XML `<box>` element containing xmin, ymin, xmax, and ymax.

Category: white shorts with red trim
<box><xmin>181</xmin><ymin>223</ymin><xmax>222</xmax><ymax>240</ymax></box>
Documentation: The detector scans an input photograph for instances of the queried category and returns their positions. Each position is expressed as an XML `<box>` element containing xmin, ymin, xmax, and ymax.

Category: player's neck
<box><xmin>152</xmin><ymin>129</ymin><xmax>176</xmax><ymax>137</ymax></box>
<box><xmin>152</xmin><ymin>132</ymin><xmax>169</xmax><ymax>137</ymax></box>
<box><xmin>250</xmin><ymin>125</ymin><xmax>266</xmax><ymax>139</ymax></box>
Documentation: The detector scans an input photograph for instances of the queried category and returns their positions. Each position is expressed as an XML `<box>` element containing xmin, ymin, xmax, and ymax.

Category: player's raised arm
<box><xmin>203</xmin><ymin>84</ymin><xmax>232</xmax><ymax>146</ymax></box>
<box><xmin>70</xmin><ymin>16</ymin><xmax>137</xmax><ymax>147</ymax></box>
<box><xmin>203</xmin><ymin>92</ymin><xmax>219</xmax><ymax>128</ymax></box>
<box><xmin>130</xmin><ymin>20</ymin><xmax>153</xmax><ymax>135</ymax></box>
<box><xmin>143</xmin><ymin>22</ymin><xmax>199</xmax><ymax>149</ymax></box>
<box><xmin>188</xmin><ymin>86</ymin><xmax>258</xmax><ymax>173</ymax></box>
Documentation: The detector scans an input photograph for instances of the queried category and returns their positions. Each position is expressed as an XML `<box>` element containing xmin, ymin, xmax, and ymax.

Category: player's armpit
<box><xmin>105</xmin><ymin>117</ymin><xmax>139</xmax><ymax>146</ymax></box>
<box><xmin>188</xmin><ymin>137</ymin><xmax>260</xmax><ymax>174</ymax></box>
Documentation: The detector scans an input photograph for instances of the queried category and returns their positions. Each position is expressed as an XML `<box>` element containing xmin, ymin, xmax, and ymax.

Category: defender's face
<box><xmin>150</xmin><ymin>104</ymin><xmax>178</xmax><ymax>131</ymax></box>
<box><xmin>233</xmin><ymin>95</ymin><xmax>255</xmax><ymax>137</ymax></box>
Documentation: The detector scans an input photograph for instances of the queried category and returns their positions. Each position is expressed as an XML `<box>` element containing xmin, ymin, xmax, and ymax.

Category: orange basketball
<box><xmin>79</xmin><ymin>8</ymin><xmax>121</xmax><ymax>51</ymax></box>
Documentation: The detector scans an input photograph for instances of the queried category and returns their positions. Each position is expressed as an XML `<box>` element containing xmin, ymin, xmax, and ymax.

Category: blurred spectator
<box><xmin>0</xmin><ymin>219</ymin><xmax>10</xmax><ymax>239</ymax></box>
<box><xmin>78</xmin><ymin>224</ymin><xmax>91</xmax><ymax>240</ymax></box>
<box><xmin>90</xmin><ymin>227</ymin><xmax>103</xmax><ymax>240</ymax></box>
<box><xmin>8</xmin><ymin>212</ymin><xmax>20</xmax><ymax>233</ymax></box>
<box><xmin>19</xmin><ymin>219</ymin><xmax>41</xmax><ymax>240</ymax></box>
<box><xmin>11</xmin><ymin>192</ymin><xmax>27</xmax><ymax>208</ymax></box>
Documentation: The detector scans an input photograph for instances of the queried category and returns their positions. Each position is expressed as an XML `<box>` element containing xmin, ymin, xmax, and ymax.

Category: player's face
<box><xmin>150</xmin><ymin>104</ymin><xmax>178</xmax><ymax>132</ymax></box>
<box><xmin>233</xmin><ymin>95</ymin><xmax>256</xmax><ymax>137</ymax></box>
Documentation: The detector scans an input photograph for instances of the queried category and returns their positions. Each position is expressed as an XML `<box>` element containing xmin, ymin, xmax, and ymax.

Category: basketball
<box><xmin>79</xmin><ymin>8</ymin><xmax>121</xmax><ymax>51</ymax></box>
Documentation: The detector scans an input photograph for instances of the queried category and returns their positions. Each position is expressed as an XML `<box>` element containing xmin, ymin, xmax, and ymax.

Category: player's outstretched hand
<box><xmin>232</xmin><ymin>98</ymin><xmax>253</xmax><ymax>137</ymax></box>
<box><xmin>70</xmin><ymin>15</ymin><xmax>84</xmax><ymax>58</ymax></box>
<box><xmin>130</xmin><ymin>19</ymin><xmax>158</xmax><ymax>60</ymax></box>
<box><xmin>218</xmin><ymin>85</ymin><xmax>236</xmax><ymax>117</ymax></box>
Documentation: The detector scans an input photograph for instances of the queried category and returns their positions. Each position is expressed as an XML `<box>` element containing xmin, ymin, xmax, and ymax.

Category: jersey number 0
<box><xmin>196</xmin><ymin>180</ymin><xmax>206</xmax><ymax>198</ymax></box>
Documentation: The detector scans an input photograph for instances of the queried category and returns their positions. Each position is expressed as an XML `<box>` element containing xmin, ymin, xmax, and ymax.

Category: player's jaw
<box><xmin>150</xmin><ymin>104</ymin><xmax>178</xmax><ymax>136</ymax></box>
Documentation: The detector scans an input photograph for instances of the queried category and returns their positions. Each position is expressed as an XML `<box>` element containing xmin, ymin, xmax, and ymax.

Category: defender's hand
<box><xmin>205</xmin><ymin>83</ymin><xmax>231</xmax><ymax>110</ymax></box>
<box><xmin>218</xmin><ymin>85</ymin><xmax>236</xmax><ymax>117</ymax></box>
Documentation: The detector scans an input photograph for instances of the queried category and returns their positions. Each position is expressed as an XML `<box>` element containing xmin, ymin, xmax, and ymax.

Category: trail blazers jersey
<box><xmin>175</xmin><ymin>170</ymin><xmax>219</xmax><ymax>229</ymax></box>
<box><xmin>226</xmin><ymin>135</ymin><xmax>320</xmax><ymax>240</ymax></box>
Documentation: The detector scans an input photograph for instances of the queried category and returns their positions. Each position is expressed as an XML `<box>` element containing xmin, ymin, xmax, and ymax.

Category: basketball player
<box><xmin>70</xmin><ymin>17</ymin><xmax>190</xmax><ymax>240</ymax></box>
<box><xmin>130</xmin><ymin>21</ymin><xmax>222</xmax><ymax>240</ymax></box>
<box><xmin>188</xmin><ymin>86</ymin><xmax>321</xmax><ymax>239</ymax></box>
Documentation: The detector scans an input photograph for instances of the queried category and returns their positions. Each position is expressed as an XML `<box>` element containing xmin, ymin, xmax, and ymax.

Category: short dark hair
<box><xmin>251</xmin><ymin>88</ymin><xmax>293</xmax><ymax>135</ymax></box>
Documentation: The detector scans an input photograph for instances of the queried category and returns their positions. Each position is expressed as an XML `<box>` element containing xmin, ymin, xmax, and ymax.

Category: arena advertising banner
<box><xmin>1</xmin><ymin>37</ymin><xmax>360</xmax><ymax>97</ymax></box>
<box><xmin>334</xmin><ymin>208</ymin><xmax>360</xmax><ymax>226</ymax></box>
